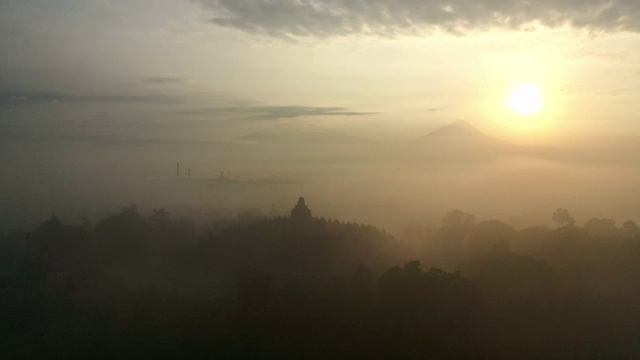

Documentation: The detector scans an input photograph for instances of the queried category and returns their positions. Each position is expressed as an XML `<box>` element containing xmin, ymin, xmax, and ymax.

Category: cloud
<box><xmin>181</xmin><ymin>105</ymin><xmax>376</xmax><ymax>120</ymax></box>
<box><xmin>426</xmin><ymin>108</ymin><xmax>446</xmax><ymax>112</ymax></box>
<box><xmin>193</xmin><ymin>0</ymin><xmax>640</xmax><ymax>38</ymax></box>
<box><xmin>0</xmin><ymin>91</ymin><xmax>178</xmax><ymax>105</ymax></box>
<box><xmin>142</xmin><ymin>77</ymin><xmax>184</xmax><ymax>84</ymax></box>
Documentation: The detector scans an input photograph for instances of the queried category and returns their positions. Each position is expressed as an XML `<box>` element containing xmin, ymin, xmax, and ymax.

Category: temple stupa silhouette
<box><xmin>291</xmin><ymin>197</ymin><xmax>312</xmax><ymax>220</ymax></box>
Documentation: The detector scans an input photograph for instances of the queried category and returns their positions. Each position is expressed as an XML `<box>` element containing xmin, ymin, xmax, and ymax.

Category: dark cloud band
<box><xmin>193</xmin><ymin>0</ymin><xmax>640</xmax><ymax>37</ymax></box>
<box><xmin>181</xmin><ymin>105</ymin><xmax>375</xmax><ymax>120</ymax></box>
<box><xmin>0</xmin><ymin>91</ymin><xmax>177</xmax><ymax>105</ymax></box>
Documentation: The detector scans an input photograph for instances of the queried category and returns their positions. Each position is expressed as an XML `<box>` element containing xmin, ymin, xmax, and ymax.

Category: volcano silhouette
<box><xmin>406</xmin><ymin>120</ymin><xmax>505</xmax><ymax>161</ymax></box>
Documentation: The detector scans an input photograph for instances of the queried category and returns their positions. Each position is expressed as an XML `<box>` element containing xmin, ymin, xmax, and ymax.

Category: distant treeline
<box><xmin>1</xmin><ymin>205</ymin><xmax>640</xmax><ymax>359</ymax></box>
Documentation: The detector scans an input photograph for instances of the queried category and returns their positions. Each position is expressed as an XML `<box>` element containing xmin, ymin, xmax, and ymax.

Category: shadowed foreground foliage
<box><xmin>2</xmin><ymin>205</ymin><xmax>640</xmax><ymax>359</ymax></box>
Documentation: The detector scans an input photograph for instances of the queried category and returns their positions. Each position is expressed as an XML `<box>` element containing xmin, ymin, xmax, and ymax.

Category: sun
<box><xmin>508</xmin><ymin>84</ymin><xmax>543</xmax><ymax>115</ymax></box>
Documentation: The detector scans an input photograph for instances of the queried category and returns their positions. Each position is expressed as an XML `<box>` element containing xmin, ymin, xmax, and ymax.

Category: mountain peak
<box><xmin>407</xmin><ymin>119</ymin><xmax>500</xmax><ymax>149</ymax></box>
<box><xmin>449</xmin><ymin>119</ymin><xmax>475</xmax><ymax>130</ymax></box>
<box><xmin>403</xmin><ymin>120</ymin><xmax>505</xmax><ymax>160</ymax></box>
<box><xmin>423</xmin><ymin>120</ymin><xmax>486</xmax><ymax>139</ymax></box>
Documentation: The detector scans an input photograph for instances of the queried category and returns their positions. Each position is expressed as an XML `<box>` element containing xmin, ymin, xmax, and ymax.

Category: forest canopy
<box><xmin>2</xmin><ymin>202</ymin><xmax>640</xmax><ymax>359</ymax></box>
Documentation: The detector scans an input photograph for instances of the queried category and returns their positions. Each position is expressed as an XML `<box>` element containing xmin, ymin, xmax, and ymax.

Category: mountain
<box><xmin>237</xmin><ymin>121</ymin><xmax>375</xmax><ymax>144</ymax></box>
<box><xmin>404</xmin><ymin>120</ymin><xmax>506</xmax><ymax>161</ymax></box>
<box><xmin>412</xmin><ymin>120</ymin><xmax>496</xmax><ymax>145</ymax></box>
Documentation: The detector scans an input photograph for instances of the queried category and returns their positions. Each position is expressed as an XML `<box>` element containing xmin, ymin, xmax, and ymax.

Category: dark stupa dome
<box><xmin>291</xmin><ymin>197</ymin><xmax>312</xmax><ymax>220</ymax></box>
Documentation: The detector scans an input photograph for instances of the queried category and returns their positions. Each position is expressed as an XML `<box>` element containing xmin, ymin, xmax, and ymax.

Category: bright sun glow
<box><xmin>508</xmin><ymin>84</ymin><xmax>543</xmax><ymax>115</ymax></box>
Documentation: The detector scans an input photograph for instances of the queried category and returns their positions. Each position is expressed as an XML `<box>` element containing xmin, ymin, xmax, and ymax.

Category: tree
<box><xmin>376</xmin><ymin>261</ymin><xmax>482</xmax><ymax>358</ymax></box>
<box><xmin>442</xmin><ymin>209</ymin><xmax>477</xmax><ymax>230</ymax></box>
<box><xmin>552</xmin><ymin>208</ymin><xmax>575</xmax><ymax>227</ymax></box>
<box><xmin>32</xmin><ymin>213</ymin><xmax>91</xmax><ymax>269</ymax></box>
<box><xmin>623</xmin><ymin>220</ymin><xmax>639</xmax><ymax>236</ymax></box>
<box><xmin>466</xmin><ymin>220</ymin><xmax>514</xmax><ymax>258</ymax></box>
<box><xmin>95</xmin><ymin>204</ymin><xmax>154</xmax><ymax>262</ymax></box>
<box><xmin>440</xmin><ymin>210</ymin><xmax>477</xmax><ymax>261</ymax></box>
<box><xmin>583</xmin><ymin>218</ymin><xmax>617</xmax><ymax>238</ymax></box>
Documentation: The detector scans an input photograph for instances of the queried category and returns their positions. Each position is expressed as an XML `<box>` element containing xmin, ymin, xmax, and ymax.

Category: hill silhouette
<box><xmin>414</xmin><ymin>119</ymin><xmax>493</xmax><ymax>143</ymax></box>
<box><xmin>404</xmin><ymin>120</ymin><xmax>506</xmax><ymax>161</ymax></box>
<box><xmin>198</xmin><ymin>214</ymin><xmax>403</xmax><ymax>278</ymax></box>
<box><xmin>3</xmin><ymin>200</ymin><xmax>640</xmax><ymax>358</ymax></box>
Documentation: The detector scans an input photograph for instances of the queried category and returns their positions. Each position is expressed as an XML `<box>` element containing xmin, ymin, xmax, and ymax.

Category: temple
<box><xmin>291</xmin><ymin>197</ymin><xmax>312</xmax><ymax>220</ymax></box>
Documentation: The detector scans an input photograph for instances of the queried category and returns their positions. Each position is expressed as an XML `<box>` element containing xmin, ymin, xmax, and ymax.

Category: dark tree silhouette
<box><xmin>552</xmin><ymin>208</ymin><xmax>576</xmax><ymax>227</ymax></box>
<box><xmin>1</xmin><ymin>202</ymin><xmax>640</xmax><ymax>359</ymax></box>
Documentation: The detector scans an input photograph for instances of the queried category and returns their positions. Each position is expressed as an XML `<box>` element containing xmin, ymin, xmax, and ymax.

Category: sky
<box><xmin>2</xmin><ymin>0</ymin><xmax>640</xmax><ymax>231</ymax></box>
<box><xmin>1</xmin><ymin>0</ymin><xmax>640</xmax><ymax>143</ymax></box>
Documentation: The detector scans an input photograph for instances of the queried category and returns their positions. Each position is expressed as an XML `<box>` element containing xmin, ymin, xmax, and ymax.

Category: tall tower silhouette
<box><xmin>177</xmin><ymin>162</ymin><xmax>180</xmax><ymax>178</ymax></box>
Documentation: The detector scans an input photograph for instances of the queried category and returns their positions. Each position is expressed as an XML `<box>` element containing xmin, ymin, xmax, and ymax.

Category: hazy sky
<box><xmin>3</xmin><ymin>0</ymin><xmax>640</xmax><ymax>233</ymax></box>
<box><xmin>1</xmin><ymin>0</ymin><xmax>639</xmax><ymax>143</ymax></box>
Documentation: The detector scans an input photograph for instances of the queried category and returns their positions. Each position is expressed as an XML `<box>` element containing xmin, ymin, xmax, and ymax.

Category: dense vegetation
<box><xmin>2</xmin><ymin>205</ymin><xmax>640</xmax><ymax>359</ymax></box>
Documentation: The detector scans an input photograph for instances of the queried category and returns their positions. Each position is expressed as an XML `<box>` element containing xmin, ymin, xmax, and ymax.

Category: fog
<box><xmin>4</xmin><ymin>118</ymin><xmax>640</xmax><ymax>357</ymax></box>
<box><xmin>2</xmin><ymin>118</ymin><xmax>639</xmax><ymax>235</ymax></box>
<box><xmin>5</xmin><ymin>1</ymin><xmax>640</xmax><ymax>357</ymax></box>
